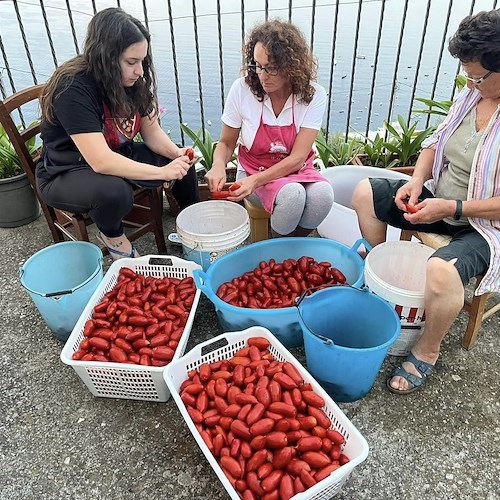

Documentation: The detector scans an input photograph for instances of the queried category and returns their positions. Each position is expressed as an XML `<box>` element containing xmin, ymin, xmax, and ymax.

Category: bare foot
<box><xmin>99</xmin><ymin>233</ymin><xmax>139</xmax><ymax>260</ymax></box>
<box><xmin>389</xmin><ymin>351</ymin><xmax>438</xmax><ymax>392</ymax></box>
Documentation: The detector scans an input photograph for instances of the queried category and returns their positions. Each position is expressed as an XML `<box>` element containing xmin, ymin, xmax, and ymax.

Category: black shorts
<box><xmin>369</xmin><ymin>178</ymin><xmax>490</xmax><ymax>285</ymax></box>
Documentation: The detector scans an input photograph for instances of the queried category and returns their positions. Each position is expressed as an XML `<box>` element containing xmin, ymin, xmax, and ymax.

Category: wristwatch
<box><xmin>454</xmin><ymin>200</ymin><xmax>463</xmax><ymax>220</ymax></box>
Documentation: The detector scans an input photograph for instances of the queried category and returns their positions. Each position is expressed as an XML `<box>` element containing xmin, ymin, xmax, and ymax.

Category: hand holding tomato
<box><xmin>222</xmin><ymin>176</ymin><xmax>258</xmax><ymax>202</ymax></box>
<box><xmin>204</xmin><ymin>164</ymin><xmax>228</xmax><ymax>192</ymax></box>
<box><xmin>402</xmin><ymin>200</ymin><xmax>420</xmax><ymax>214</ymax></box>
<box><xmin>209</xmin><ymin>182</ymin><xmax>242</xmax><ymax>200</ymax></box>
<box><xmin>179</xmin><ymin>147</ymin><xmax>196</xmax><ymax>164</ymax></box>
<box><xmin>394</xmin><ymin>178</ymin><xmax>426</xmax><ymax>212</ymax></box>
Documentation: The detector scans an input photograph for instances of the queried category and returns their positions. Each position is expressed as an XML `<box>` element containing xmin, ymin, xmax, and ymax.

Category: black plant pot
<box><xmin>0</xmin><ymin>172</ymin><xmax>41</xmax><ymax>227</ymax></box>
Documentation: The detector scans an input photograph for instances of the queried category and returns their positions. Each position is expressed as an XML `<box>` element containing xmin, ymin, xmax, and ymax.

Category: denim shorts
<box><xmin>369</xmin><ymin>178</ymin><xmax>490</xmax><ymax>285</ymax></box>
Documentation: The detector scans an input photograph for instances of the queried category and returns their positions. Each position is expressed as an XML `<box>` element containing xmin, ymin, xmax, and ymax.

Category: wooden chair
<box><xmin>244</xmin><ymin>198</ymin><xmax>271</xmax><ymax>243</ymax></box>
<box><xmin>400</xmin><ymin>229</ymin><xmax>500</xmax><ymax>349</ymax></box>
<box><xmin>0</xmin><ymin>84</ymin><xmax>167</xmax><ymax>254</ymax></box>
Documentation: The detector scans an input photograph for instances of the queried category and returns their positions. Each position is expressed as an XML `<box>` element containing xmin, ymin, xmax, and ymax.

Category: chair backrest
<box><xmin>0</xmin><ymin>84</ymin><xmax>44</xmax><ymax>189</ymax></box>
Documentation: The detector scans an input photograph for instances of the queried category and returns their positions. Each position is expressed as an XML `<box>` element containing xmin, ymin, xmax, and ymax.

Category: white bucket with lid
<box><xmin>176</xmin><ymin>200</ymin><xmax>250</xmax><ymax>270</ymax></box>
<box><xmin>364</xmin><ymin>241</ymin><xmax>435</xmax><ymax>356</ymax></box>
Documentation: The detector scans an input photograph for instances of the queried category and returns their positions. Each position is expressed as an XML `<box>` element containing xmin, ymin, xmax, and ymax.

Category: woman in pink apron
<box><xmin>206</xmin><ymin>20</ymin><xmax>333</xmax><ymax>236</ymax></box>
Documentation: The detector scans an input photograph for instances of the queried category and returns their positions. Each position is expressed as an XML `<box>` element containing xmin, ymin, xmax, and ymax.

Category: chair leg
<box><xmin>150</xmin><ymin>187</ymin><xmax>167</xmax><ymax>254</ymax></box>
<box><xmin>400</xmin><ymin>229</ymin><xmax>413</xmax><ymax>241</ymax></box>
<box><xmin>42</xmin><ymin>204</ymin><xmax>66</xmax><ymax>243</ymax></box>
<box><xmin>72</xmin><ymin>216</ymin><xmax>90</xmax><ymax>241</ymax></box>
<box><xmin>462</xmin><ymin>292</ymin><xmax>489</xmax><ymax>350</ymax></box>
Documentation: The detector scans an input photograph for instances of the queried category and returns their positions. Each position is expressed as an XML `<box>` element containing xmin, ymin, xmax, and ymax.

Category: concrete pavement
<box><xmin>1</xmin><ymin>208</ymin><xmax>499</xmax><ymax>500</ymax></box>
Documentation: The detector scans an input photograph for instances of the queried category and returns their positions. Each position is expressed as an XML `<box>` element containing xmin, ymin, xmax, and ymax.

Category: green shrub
<box><xmin>315</xmin><ymin>129</ymin><xmax>362</xmax><ymax>167</ymax></box>
<box><xmin>0</xmin><ymin>123</ymin><xmax>37</xmax><ymax>179</ymax></box>
<box><xmin>383</xmin><ymin>115</ymin><xmax>434</xmax><ymax>166</ymax></box>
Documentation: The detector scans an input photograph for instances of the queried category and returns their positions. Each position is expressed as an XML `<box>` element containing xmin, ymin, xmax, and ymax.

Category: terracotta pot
<box><xmin>352</xmin><ymin>154</ymin><xmax>415</xmax><ymax>176</ymax></box>
<box><xmin>389</xmin><ymin>166</ymin><xmax>415</xmax><ymax>175</ymax></box>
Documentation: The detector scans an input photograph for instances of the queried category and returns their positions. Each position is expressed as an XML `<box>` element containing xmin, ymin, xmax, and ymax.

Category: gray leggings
<box><xmin>237</xmin><ymin>172</ymin><xmax>334</xmax><ymax>235</ymax></box>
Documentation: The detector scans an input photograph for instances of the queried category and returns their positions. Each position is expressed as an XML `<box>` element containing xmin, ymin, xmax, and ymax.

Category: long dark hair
<box><xmin>41</xmin><ymin>7</ymin><xmax>157</xmax><ymax>122</ymax></box>
<box><xmin>243</xmin><ymin>20</ymin><xmax>317</xmax><ymax>104</ymax></box>
<box><xmin>448</xmin><ymin>9</ymin><xmax>500</xmax><ymax>72</ymax></box>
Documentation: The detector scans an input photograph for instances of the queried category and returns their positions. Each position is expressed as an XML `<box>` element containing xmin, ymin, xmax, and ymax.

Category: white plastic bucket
<box><xmin>364</xmin><ymin>241</ymin><xmax>435</xmax><ymax>356</ymax></box>
<box><xmin>317</xmin><ymin>165</ymin><xmax>411</xmax><ymax>249</ymax></box>
<box><xmin>176</xmin><ymin>200</ymin><xmax>250</xmax><ymax>270</ymax></box>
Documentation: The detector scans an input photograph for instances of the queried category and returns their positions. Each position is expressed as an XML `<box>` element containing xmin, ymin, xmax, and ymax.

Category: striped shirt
<box><xmin>422</xmin><ymin>87</ymin><xmax>500</xmax><ymax>294</ymax></box>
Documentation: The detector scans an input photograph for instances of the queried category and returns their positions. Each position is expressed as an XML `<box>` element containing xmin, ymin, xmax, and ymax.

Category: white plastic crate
<box><xmin>61</xmin><ymin>255</ymin><xmax>202</xmax><ymax>402</ymax></box>
<box><xmin>164</xmin><ymin>326</ymin><xmax>369</xmax><ymax>499</ymax></box>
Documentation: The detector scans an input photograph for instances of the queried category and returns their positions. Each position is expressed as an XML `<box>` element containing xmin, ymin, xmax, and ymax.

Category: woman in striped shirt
<box><xmin>353</xmin><ymin>9</ymin><xmax>500</xmax><ymax>395</ymax></box>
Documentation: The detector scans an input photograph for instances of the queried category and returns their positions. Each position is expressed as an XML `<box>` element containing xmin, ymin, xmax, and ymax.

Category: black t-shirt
<box><xmin>38</xmin><ymin>72</ymin><xmax>141</xmax><ymax>180</ymax></box>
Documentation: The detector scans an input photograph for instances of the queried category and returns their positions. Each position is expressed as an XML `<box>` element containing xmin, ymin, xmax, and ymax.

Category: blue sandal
<box><xmin>98</xmin><ymin>232</ymin><xmax>139</xmax><ymax>260</ymax></box>
<box><xmin>387</xmin><ymin>352</ymin><xmax>435</xmax><ymax>395</ymax></box>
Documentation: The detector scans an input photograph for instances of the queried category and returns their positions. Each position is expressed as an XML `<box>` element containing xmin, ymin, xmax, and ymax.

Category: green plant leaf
<box><xmin>314</xmin><ymin>129</ymin><xmax>336</xmax><ymax>167</ymax></box>
<box><xmin>180</xmin><ymin>123</ymin><xmax>215</xmax><ymax>170</ymax></box>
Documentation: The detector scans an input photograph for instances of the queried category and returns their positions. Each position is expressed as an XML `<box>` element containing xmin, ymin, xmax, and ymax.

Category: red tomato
<box><xmin>211</xmin><ymin>191</ymin><xmax>231</xmax><ymax>199</ymax></box>
<box><xmin>403</xmin><ymin>201</ymin><xmax>419</xmax><ymax>214</ymax></box>
<box><xmin>185</xmin><ymin>148</ymin><xmax>195</xmax><ymax>161</ymax></box>
<box><xmin>229</xmin><ymin>182</ymin><xmax>241</xmax><ymax>192</ymax></box>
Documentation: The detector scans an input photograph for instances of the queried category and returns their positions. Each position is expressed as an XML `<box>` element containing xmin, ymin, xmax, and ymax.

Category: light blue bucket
<box><xmin>298</xmin><ymin>286</ymin><xmax>400</xmax><ymax>402</ymax></box>
<box><xmin>20</xmin><ymin>241</ymin><xmax>104</xmax><ymax>342</ymax></box>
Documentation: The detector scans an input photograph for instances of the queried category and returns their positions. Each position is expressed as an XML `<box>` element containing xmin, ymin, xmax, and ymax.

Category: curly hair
<box><xmin>448</xmin><ymin>9</ymin><xmax>500</xmax><ymax>72</ymax></box>
<box><xmin>243</xmin><ymin>20</ymin><xmax>317</xmax><ymax>104</ymax></box>
<box><xmin>41</xmin><ymin>7</ymin><xmax>157</xmax><ymax>123</ymax></box>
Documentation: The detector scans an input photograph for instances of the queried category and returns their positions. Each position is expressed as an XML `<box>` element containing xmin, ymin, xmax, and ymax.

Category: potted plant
<box><xmin>352</xmin><ymin>115</ymin><xmax>433</xmax><ymax>175</ymax></box>
<box><xmin>314</xmin><ymin>130</ymin><xmax>362</xmax><ymax>168</ymax></box>
<box><xmin>0</xmin><ymin>123</ymin><xmax>40</xmax><ymax>227</ymax></box>
<box><xmin>354</xmin><ymin>132</ymin><xmax>400</xmax><ymax>169</ymax></box>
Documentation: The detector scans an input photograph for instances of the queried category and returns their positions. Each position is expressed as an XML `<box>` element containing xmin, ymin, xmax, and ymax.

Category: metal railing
<box><xmin>0</xmin><ymin>0</ymin><xmax>497</xmax><ymax>144</ymax></box>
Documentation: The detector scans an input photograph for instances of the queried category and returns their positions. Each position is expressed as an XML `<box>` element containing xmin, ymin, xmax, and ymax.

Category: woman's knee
<box><xmin>275</xmin><ymin>183</ymin><xmax>306</xmax><ymax>208</ymax></box>
<box><xmin>426</xmin><ymin>257</ymin><xmax>463</xmax><ymax>295</ymax></box>
<box><xmin>301</xmin><ymin>181</ymin><xmax>334</xmax><ymax>227</ymax></box>
<box><xmin>93</xmin><ymin>177</ymin><xmax>134</xmax><ymax>213</ymax></box>
<box><xmin>351</xmin><ymin>178</ymin><xmax>373</xmax><ymax>212</ymax></box>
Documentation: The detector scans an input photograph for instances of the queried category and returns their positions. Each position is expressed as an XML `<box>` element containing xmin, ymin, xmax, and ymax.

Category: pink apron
<box><xmin>238</xmin><ymin>99</ymin><xmax>327</xmax><ymax>213</ymax></box>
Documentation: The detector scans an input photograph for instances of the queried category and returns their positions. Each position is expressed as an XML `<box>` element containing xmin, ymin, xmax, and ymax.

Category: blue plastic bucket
<box><xmin>193</xmin><ymin>237</ymin><xmax>366</xmax><ymax>348</ymax></box>
<box><xmin>298</xmin><ymin>286</ymin><xmax>400</xmax><ymax>402</ymax></box>
<box><xmin>20</xmin><ymin>241</ymin><xmax>103</xmax><ymax>341</ymax></box>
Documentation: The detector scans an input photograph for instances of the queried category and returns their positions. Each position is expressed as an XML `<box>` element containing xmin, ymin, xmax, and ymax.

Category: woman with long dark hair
<box><xmin>37</xmin><ymin>7</ymin><xmax>199</xmax><ymax>259</ymax></box>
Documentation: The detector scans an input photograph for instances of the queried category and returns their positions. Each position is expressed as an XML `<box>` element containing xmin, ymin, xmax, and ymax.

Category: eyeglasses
<box><xmin>248</xmin><ymin>63</ymin><xmax>279</xmax><ymax>76</ymax></box>
<box><xmin>463</xmin><ymin>70</ymin><xmax>494</xmax><ymax>85</ymax></box>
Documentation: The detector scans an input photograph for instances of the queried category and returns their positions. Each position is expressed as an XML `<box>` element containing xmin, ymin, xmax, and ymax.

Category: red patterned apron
<box><xmin>102</xmin><ymin>103</ymin><xmax>141</xmax><ymax>151</ymax></box>
<box><xmin>238</xmin><ymin>99</ymin><xmax>326</xmax><ymax>213</ymax></box>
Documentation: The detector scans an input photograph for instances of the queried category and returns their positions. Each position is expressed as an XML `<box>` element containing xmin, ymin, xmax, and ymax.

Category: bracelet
<box><xmin>454</xmin><ymin>200</ymin><xmax>463</xmax><ymax>220</ymax></box>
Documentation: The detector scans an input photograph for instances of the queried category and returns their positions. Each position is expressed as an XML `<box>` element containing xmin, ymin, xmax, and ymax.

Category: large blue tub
<box><xmin>193</xmin><ymin>237</ymin><xmax>365</xmax><ymax>348</ymax></box>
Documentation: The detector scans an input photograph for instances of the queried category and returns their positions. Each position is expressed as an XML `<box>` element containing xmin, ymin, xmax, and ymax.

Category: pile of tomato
<box><xmin>71</xmin><ymin>267</ymin><xmax>196</xmax><ymax>366</ymax></box>
<box><xmin>180</xmin><ymin>336</ymin><xmax>350</xmax><ymax>500</ymax></box>
<box><xmin>216</xmin><ymin>256</ymin><xmax>347</xmax><ymax>309</ymax></box>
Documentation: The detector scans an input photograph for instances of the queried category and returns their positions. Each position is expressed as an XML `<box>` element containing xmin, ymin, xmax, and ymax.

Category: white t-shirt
<box><xmin>221</xmin><ymin>77</ymin><xmax>326</xmax><ymax>151</ymax></box>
